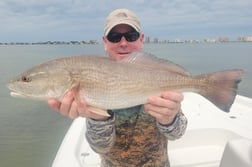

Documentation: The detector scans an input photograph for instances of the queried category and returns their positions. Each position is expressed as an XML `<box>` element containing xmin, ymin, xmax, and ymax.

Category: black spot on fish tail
<box><xmin>196</xmin><ymin>69</ymin><xmax>244</xmax><ymax>112</ymax></box>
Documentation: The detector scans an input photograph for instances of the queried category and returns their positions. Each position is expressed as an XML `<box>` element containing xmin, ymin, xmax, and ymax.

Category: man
<box><xmin>48</xmin><ymin>8</ymin><xmax>187</xmax><ymax>167</ymax></box>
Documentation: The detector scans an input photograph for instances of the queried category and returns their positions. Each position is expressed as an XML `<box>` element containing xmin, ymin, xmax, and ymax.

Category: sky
<box><xmin>1</xmin><ymin>0</ymin><xmax>251</xmax><ymax>42</ymax></box>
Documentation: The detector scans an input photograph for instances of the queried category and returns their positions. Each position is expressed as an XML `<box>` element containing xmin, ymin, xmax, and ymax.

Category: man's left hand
<box><xmin>144</xmin><ymin>91</ymin><xmax>184</xmax><ymax>125</ymax></box>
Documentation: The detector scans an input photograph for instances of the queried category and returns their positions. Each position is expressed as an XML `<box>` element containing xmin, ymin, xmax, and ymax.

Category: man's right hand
<box><xmin>48</xmin><ymin>91</ymin><xmax>110</xmax><ymax>121</ymax></box>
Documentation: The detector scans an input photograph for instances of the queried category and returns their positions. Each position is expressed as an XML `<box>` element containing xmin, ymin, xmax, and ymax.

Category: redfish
<box><xmin>7</xmin><ymin>52</ymin><xmax>244</xmax><ymax>114</ymax></box>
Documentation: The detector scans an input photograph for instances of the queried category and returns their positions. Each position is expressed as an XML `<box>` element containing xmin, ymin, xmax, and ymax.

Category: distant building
<box><xmin>145</xmin><ymin>36</ymin><xmax>151</xmax><ymax>43</ymax></box>
<box><xmin>238</xmin><ymin>36</ymin><xmax>252</xmax><ymax>42</ymax></box>
<box><xmin>204</xmin><ymin>38</ymin><xmax>216</xmax><ymax>43</ymax></box>
<box><xmin>216</xmin><ymin>37</ymin><xmax>229</xmax><ymax>42</ymax></box>
<box><xmin>153</xmin><ymin>37</ymin><xmax>159</xmax><ymax>43</ymax></box>
<box><xmin>246</xmin><ymin>36</ymin><xmax>252</xmax><ymax>42</ymax></box>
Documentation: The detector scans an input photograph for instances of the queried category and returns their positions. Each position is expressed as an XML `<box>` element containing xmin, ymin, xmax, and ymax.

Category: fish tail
<box><xmin>196</xmin><ymin>69</ymin><xmax>244</xmax><ymax>112</ymax></box>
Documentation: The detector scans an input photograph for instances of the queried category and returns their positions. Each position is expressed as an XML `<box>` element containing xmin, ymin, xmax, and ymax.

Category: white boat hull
<box><xmin>52</xmin><ymin>93</ymin><xmax>252</xmax><ymax>167</ymax></box>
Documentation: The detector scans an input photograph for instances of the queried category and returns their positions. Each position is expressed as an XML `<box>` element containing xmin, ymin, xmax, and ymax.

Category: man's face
<box><xmin>103</xmin><ymin>24</ymin><xmax>144</xmax><ymax>61</ymax></box>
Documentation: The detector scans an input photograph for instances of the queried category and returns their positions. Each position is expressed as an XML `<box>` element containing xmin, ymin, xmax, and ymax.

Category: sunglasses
<box><xmin>106</xmin><ymin>31</ymin><xmax>140</xmax><ymax>43</ymax></box>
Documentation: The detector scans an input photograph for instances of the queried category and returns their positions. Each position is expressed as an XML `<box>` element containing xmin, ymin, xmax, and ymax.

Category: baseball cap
<box><xmin>104</xmin><ymin>9</ymin><xmax>141</xmax><ymax>36</ymax></box>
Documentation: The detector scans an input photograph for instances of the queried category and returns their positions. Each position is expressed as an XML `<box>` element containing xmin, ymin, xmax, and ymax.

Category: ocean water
<box><xmin>0</xmin><ymin>43</ymin><xmax>251</xmax><ymax>167</ymax></box>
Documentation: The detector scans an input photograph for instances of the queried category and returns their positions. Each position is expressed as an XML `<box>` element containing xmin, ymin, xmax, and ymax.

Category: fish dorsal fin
<box><xmin>120</xmin><ymin>51</ymin><xmax>190</xmax><ymax>76</ymax></box>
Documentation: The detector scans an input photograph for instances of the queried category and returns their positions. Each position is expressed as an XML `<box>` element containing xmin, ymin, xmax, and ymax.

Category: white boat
<box><xmin>52</xmin><ymin>93</ymin><xmax>252</xmax><ymax>167</ymax></box>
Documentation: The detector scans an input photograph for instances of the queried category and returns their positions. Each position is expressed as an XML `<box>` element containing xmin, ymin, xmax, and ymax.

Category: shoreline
<box><xmin>0</xmin><ymin>41</ymin><xmax>251</xmax><ymax>46</ymax></box>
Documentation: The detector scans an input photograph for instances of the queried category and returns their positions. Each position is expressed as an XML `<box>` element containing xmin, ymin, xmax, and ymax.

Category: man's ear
<box><xmin>102</xmin><ymin>36</ymin><xmax>108</xmax><ymax>51</ymax></box>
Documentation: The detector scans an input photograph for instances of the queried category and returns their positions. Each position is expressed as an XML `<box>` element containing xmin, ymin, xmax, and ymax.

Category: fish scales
<box><xmin>73</xmin><ymin>57</ymin><xmax>194</xmax><ymax>109</ymax></box>
<box><xmin>7</xmin><ymin>52</ymin><xmax>244</xmax><ymax>112</ymax></box>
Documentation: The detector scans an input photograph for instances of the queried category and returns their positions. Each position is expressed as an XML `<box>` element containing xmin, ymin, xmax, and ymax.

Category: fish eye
<box><xmin>21</xmin><ymin>76</ymin><xmax>32</xmax><ymax>82</ymax></box>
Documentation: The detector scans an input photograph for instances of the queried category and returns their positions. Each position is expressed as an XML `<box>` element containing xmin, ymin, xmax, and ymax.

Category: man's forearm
<box><xmin>157</xmin><ymin>111</ymin><xmax>188</xmax><ymax>140</ymax></box>
<box><xmin>85</xmin><ymin>116</ymin><xmax>116</xmax><ymax>153</ymax></box>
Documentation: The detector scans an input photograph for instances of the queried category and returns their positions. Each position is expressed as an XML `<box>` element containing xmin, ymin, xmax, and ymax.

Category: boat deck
<box><xmin>52</xmin><ymin>93</ymin><xmax>252</xmax><ymax>167</ymax></box>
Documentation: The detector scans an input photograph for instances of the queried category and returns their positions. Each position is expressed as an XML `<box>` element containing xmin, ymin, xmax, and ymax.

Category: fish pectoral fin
<box><xmin>69</xmin><ymin>82</ymin><xmax>82</xmax><ymax>105</ymax></box>
<box><xmin>70</xmin><ymin>83</ymin><xmax>110</xmax><ymax>117</ymax></box>
<box><xmin>87</xmin><ymin>106</ymin><xmax>110</xmax><ymax>117</ymax></box>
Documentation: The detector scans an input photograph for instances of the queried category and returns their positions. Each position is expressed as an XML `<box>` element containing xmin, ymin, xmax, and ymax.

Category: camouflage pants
<box><xmin>100</xmin><ymin>160</ymin><xmax>170</xmax><ymax>167</ymax></box>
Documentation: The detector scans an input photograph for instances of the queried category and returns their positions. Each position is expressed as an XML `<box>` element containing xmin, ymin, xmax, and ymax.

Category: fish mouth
<box><xmin>10</xmin><ymin>91</ymin><xmax>29</xmax><ymax>98</ymax></box>
<box><xmin>6</xmin><ymin>83</ymin><xmax>30</xmax><ymax>98</ymax></box>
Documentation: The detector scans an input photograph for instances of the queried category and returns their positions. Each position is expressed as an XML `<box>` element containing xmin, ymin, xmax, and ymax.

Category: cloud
<box><xmin>136</xmin><ymin>0</ymin><xmax>252</xmax><ymax>39</ymax></box>
<box><xmin>0</xmin><ymin>0</ymin><xmax>251</xmax><ymax>42</ymax></box>
<box><xmin>0</xmin><ymin>0</ymin><xmax>107</xmax><ymax>41</ymax></box>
